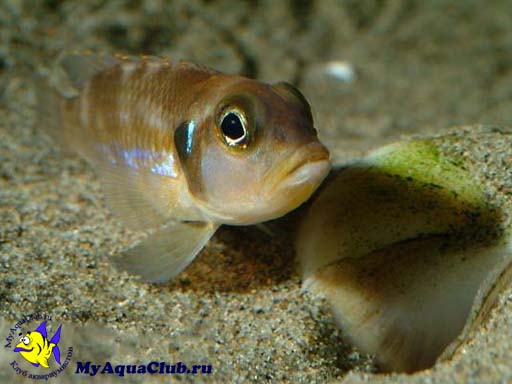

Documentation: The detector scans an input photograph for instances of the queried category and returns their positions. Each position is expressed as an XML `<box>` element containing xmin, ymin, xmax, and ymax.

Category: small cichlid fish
<box><xmin>38</xmin><ymin>53</ymin><xmax>331</xmax><ymax>282</ymax></box>
<box><xmin>14</xmin><ymin>321</ymin><xmax>62</xmax><ymax>368</ymax></box>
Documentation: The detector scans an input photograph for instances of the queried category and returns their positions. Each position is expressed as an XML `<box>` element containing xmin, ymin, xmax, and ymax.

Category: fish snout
<box><xmin>283</xmin><ymin>143</ymin><xmax>330</xmax><ymax>185</ymax></box>
<box><xmin>263</xmin><ymin>142</ymin><xmax>331</xmax><ymax>209</ymax></box>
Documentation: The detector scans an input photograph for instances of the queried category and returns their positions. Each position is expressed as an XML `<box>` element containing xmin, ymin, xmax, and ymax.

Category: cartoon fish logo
<box><xmin>13</xmin><ymin>321</ymin><xmax>62</xmax><ymax>369</ymax></box>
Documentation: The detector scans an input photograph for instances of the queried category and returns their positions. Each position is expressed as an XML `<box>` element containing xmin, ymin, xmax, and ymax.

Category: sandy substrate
<box><xmin>1</xmin><ymin>1</ymin><xmax>511</xmax><ymax>382</ymax></box>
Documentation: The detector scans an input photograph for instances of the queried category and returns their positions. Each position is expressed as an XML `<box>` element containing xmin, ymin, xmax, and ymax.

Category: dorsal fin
<box><xmin>35</xmin><ymin>321</ymin><xmax>48</xmax><ymax>339</ymax></box>
<box><xmin>58</xmin><ymin>52</ymin><xmax>220</xmax><ymax>91</ymax></box>
<box><xmin>174</xmin><ymin>59</ymin><xmax>221</xmax><ymax>75</ymax></box>
<box><xmin>58</xmin><ymin>51</ymin><xmax>121</xmax><ymax>90</ymax></box>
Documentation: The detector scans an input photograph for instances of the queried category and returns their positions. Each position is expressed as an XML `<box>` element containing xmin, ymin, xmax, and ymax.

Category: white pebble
<box><xmin>323</xmin><ymin>61</ymin><xmax>356</xmax><ymax>83</ymax></box>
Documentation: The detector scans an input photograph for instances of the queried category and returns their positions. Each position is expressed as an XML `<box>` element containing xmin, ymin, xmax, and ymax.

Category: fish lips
<box><xmin>275</xmin><ymin>143</ymin><xmax>331</xmax><ymax>189</ymax></box>
<box><xmin>264</xmin><ymin>142</ymin><xmax>331</xmax><ymax>207</ymax></box>
<box><xmin>282</xmin><ymin>157</ymin><xmax>330</xmax><ymax>187</ymax></box>
<box><xmin>14</xmin><ymin>346</ymin><xmax>33</xmax><ymax>353</ymax></box>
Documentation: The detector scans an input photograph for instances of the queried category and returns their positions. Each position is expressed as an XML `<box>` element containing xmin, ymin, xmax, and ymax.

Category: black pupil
<box><xmin>221</xmin><ymin>112</ymin><xmax>245</xmax><ymax>141</ymax></box>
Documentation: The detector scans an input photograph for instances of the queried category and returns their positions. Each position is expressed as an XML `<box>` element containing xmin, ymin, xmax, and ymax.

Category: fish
<box><xmin>38</xmin><ymin>52</ymin><xmax>331</xmax><ymax>282</ymax></box>
<box><xmin>14</xmin><ymin>321</ymin><xmax>62</xmax><ymax>368</ymax></box>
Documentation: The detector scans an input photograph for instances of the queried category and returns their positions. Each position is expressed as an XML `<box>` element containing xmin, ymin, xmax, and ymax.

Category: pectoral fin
<box><xmin>112</xmin><ymin>221</ymin><xmax>219</xmax><ymax>283</ymax></box>
<box><xmin>96</xmin><ymin>160</ymin><xmax>175</xmax><ymax>230</ymax></box>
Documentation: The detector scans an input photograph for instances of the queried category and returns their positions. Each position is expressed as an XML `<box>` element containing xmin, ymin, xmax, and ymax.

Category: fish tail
<box><xmin>49</xmin><ymin>324</ymin><xmax>62</xmax><ymax>365</ymax></box>
<box><xmin>34</xmin><ymin>73</ymin><xmax>78</xmax><ymax>154</ymax></box>
<box><xmin>49</xmin><ymin>324</ymin><xmax>62</xmax><ymax>345</ymax></box>
<box><xmin>52</xmin><ymin>344</ymin><xmax>61</xmax><ymax>365</ymax></box>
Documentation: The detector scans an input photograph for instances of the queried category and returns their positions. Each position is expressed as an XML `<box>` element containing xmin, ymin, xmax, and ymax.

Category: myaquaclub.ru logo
<box><xmin>4</xmin><ymin>314</ymin><xmax>73</xmax><ymax>380</ymax></box>
<box><xmin>4</xmin><ymin>314</ymin><xmax>212</xmax><ymax>380</ymax></box>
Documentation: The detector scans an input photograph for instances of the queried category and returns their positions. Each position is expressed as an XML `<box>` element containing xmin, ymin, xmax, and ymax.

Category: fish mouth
<box><xmin>14</xmin><ymin>346</ymin><xmax>33</xmax><ymax>353</ymax></box>
<box><xmin>282</xmin><ymin>154</ymin><xmax>330</xmax><ymax>187</ymax></box>
<box><xmin>264</xmin><ymin>142</ymin><xmax>330</xmax><ymax>199</ymax></box>
<box><xmin>275</xmin><ymin>142</ymin><xmax>330</xmax><ymax>188</ymax></box>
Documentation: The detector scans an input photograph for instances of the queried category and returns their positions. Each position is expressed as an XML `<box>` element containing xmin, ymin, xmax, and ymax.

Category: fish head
<box><xmin>14</xmin><ymin>331</ymin><xmax>42</xmax><ymax>355</ymax></box>
<box><xmin>179</xmin><ymin>77</ymin><xmax>331</xmax><ymax>224</ymax></box>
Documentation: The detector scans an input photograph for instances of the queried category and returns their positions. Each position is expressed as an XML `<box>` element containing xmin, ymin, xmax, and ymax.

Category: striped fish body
<box><xmin>18</xmin><ymin>332</ymin><xmax>55</xmax><ymax>368</ymax></box>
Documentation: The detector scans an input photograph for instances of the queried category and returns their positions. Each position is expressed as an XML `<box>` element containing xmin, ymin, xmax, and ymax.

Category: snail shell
<box><xmin>297</xmin><ymin>139</ymin><xmax>511</xmax><ymax>372</ymax></box>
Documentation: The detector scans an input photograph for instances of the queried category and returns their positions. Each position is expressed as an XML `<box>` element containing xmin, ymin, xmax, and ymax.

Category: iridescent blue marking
<box><xmin>150</xmin><ymin>155</ymin><xmax>177</xmax><ymax>177</ymax></box>
<box><xmin>186</xmin><ymin>121</ymin><xmax>195</xmax><ymax>155</ymax></box>
<box><xmin>95</xmin><ymin>144</ymin><xmax>176</xmax><ymax>178</ymax></box>
<box><xmin>121</xmin><ymin>148</ymin><xmax>151</xmax><ymax>169</ymax></box>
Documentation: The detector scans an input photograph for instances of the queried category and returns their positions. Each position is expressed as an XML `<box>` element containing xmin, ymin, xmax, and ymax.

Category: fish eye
<box><xmin>22</xmin><ymin>336</ymin><xmax>30</xmax><ymax>345</ymax></box>
<box><xmin>218</xmin><ymin>109</ymin><xmax>249</xmax><ymax>148</ymax></box>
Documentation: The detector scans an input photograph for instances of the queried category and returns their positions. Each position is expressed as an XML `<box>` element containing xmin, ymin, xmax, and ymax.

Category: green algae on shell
<box><xmin>296</xmin><ymin>138</ymin><xmax>511</xmax><ymax>372</ymax></box>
